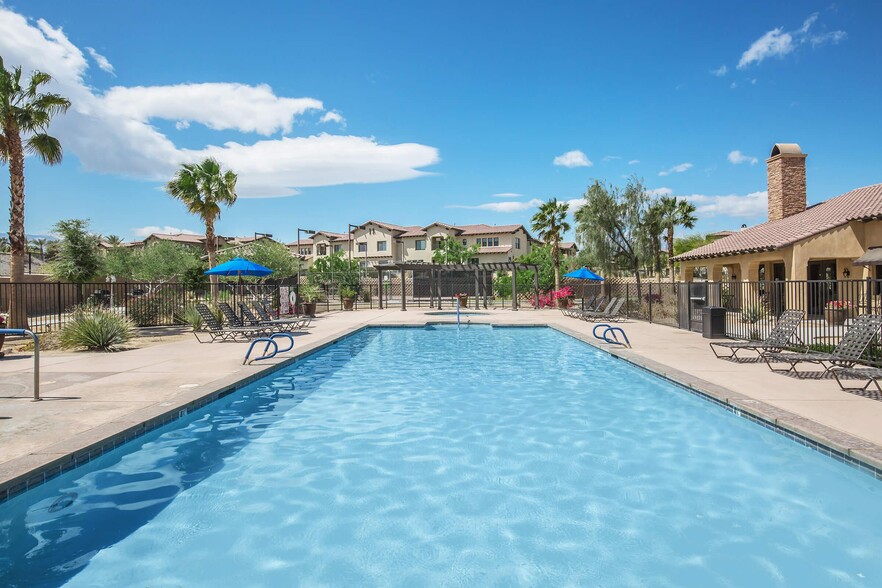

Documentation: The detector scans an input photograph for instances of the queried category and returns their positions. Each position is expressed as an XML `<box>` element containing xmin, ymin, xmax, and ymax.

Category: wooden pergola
<box><xmin>374</xmin><ymin>262</ymin><xmax>541</xmax><ymax>311</ymax></box>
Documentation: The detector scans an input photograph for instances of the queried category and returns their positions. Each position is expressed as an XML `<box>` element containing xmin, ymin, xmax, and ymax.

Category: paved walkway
<box><xmin>3</xmin><ymin>308</ymin><xmax>882</xmax><ymax>492</ymax></box>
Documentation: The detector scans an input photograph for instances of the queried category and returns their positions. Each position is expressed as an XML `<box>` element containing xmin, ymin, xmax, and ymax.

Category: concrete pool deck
<box><xmin>3</xmin><ymin>308</ymin><xmax>882</xmax><ymax>497</ymax></box>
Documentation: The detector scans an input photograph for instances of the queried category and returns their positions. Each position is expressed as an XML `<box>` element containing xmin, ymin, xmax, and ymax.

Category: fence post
<box><xmin>648</xmin><ymin>282</ymin><xmax>653</xmax><ymax>323</ymax></box>
<box><xmin>868</xmin><ymin>277</ymin><xmax>874</xmax><ymax>315</ymax></box>
<box><xmin>626</xmin><ymin>283</ymin><xmax>630</xmax><ymax>318</ymax></box>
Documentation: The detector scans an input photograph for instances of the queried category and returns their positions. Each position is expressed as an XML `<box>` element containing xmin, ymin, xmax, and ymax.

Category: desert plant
<box><xmin>740</xmin><ymin>304</ymin><xmax>766</xmax><ymax>324</ymax></box>
<box><xmin>340</xmin><ymin>286</ymin><xmax>357</xmax><ymax>299</ymax></box>
<box><xmin>174</xmin><ymin>305</ymin><xmax>205</xmax><ymax>331</ymax></box>
<box><xmin>59</xmin><ymin>305</ymin><xmax>135</xmax><ymax>351</ymax></box>
<box><xmin>300</xmin><ymin>283</ymin><xmax>321</xmax><ymax>303</ymax></box>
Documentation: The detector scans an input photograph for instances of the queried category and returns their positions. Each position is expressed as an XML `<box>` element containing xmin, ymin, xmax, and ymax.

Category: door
<box><xmin>808</xmin><ymin>260</ymin><xmax>837</xmax><ymax>317</ymax></box>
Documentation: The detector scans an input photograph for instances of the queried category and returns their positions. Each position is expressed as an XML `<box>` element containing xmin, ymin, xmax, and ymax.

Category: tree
<box><xmin>0</xmin><ymin>59</ymin><xmax>71</xmax><ymax>327</ymax></box>
<box><xmin>165</xmin><ymin>158</ymin><xmax>237</xmax><ymax>302</ymax></box>
<box><xmin>104</xmin><ymin>235</ymin><xmax>124</xmax><ymax>246</ymax></box>
<box><xmin>493</xmin><ymin>245</ymin><xmax>556</xmax><ymax>297</ymax></box>
<box><xmin>105</xmin><ymin>241</ymin><xmax>202</xmax><ymax>286</ymax></box>
<box><xmin>531</xmin><ymin>198</ymin><xmax>571</xmax><ymax>292</ymax></box>
<box><xmin>673</xmin><ymin>233</ymin><xmax>715</xmax><ymax>257</ymax></box>
<box><xmin>308</xmin><ymin>251</ymin><xmax>359</xmax><ymax>290</ymax></box>
<box><xmin>651</xmin><ymin>195</ymin><xmax>697</xmax><ymax>278</ymax></box>
<box><xmin>30</xmin><ymin>237</ymin><xmax>49</xmax><ymax>260</ymax></box>
<box><xmin>431</xmin><ymin>236</ymin><xmax>480</xmax><ymax>264</ymax></box>
<box><xmin>46</xmin><ymin>219</ymin><xmax>103</xmax><ymax>283</ymax></box>
<box><xmin>574</xmin><ymin>177</ymin><xmax>653</xmax><ymax>295</ymax></box>
<box><xmin>217</xmin><ymin>240</ymin><xmax>300</xmax><ymax>282</ymax></box>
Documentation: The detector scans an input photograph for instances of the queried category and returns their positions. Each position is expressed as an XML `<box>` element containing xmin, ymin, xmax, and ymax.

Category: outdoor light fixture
<box><xmin>348</xmin><ymin>223</ymin><xmax>359</xmax><ymax>264</ymax></box>
<box><xmin>296</xmin><ymin>228</ymin><xmax>317</xmax><ymax>307</ymax></box>
<box><xmin>843</xmin><ymin>268</ymin><xmax>851</xmax><ymax>278</ymax></box>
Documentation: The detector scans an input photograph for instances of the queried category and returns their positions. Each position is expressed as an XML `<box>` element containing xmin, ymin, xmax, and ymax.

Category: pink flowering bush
<box><xmin>533</xmin><ymin>286</ymin><xmax>575</xmax><ymax>308</ymax></box>
<box><xmin>825</xmin><ymin>300</ymin><xmax>854</xmax><ymax>310</ymax></box>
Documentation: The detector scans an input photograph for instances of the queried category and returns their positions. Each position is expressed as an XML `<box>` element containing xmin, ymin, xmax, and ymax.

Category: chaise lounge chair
<box><xmin>763</xmin><ymin>314</ymin><xmax>882</xmax><ymax>376</ymax></box>
<box><xmin>580</xmin><ymin>297</ymin><xmax>626</xmax><ymax>323</ymax></box>
<box><xmin>709</xmin><ymin>309</ymin><xmax>805</xmax><ymax>359</ymax></box>
<box><xmin>238</xmin><ymin>302</ymin><xmax>307</xmax><ymax>332</ymax></box>
<box><xmin>256</xmin><ymin>300</ymin><xmax>312</xmax><ymax>330</ymax></box>
<box><xmin>193</xmin><ymin>303</ymin><xmax>272</xmax><ymax>343</ymax></box>
<box><xmin>562</xmin><ymin>295</ymin><xmax>606</xmax><ymax>318</ymax></box>
<box><xmin>830</xmin><ymin>366</ymin><xmax>882</xmax><ymax>393</ymax></box>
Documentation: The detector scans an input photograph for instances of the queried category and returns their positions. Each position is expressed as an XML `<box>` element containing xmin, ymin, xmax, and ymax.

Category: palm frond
<box><xmin>25</xmin><ymin>134</ymin><xmax>64</xmax><ymax>165</ymax></box>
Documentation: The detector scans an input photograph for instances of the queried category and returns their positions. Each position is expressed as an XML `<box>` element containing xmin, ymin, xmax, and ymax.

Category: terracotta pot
<box><xmin>0</xmin><ymin>333</ymin><xmax>5</xmax><ymax>358</ymax></box>
<box><xmin>456</xmin><ymin>295</ymin><xmax>469</xmax><ymax>308</ymax></box>
<box><xmin>824</xmin><ymin>308</ymin><xmax>849</xmax><ymax>326</ymax></box>
<box><xmin>342</xmin><ymin>298</ymin><xmax>354</xmax><ymax>311</ymax></box>
<box><xmin>557</xmin><ymin>298</ymin><xmax>571</xmax><ymax>309</ymax></box>
<box><xmin>302</xmin><ymin>302</ymin><xmax>317</xmax><ymax>317</ymax></box>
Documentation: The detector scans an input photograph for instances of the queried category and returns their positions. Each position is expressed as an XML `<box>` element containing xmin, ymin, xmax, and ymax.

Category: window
<box><xmin>299</xmin><ymin>247</ymin><xmax>311</xmax><ymax>256</ymax></box>
<box><xmin>468</xmin><ymin>257</ymin><xmax>479</xmax><ymax>264</ymax></box>
<box><xmin>692</xmin><ymin>266</ymin><xmax>708</xmax><ymax>281</ymax></box>
<box><xmin>317</xmin><ymin>245</ymin><xmax>327</xmax><ymax>256</ymax></box>
<box><xmin>333</xmin><ymin>244</ymin><xmax>343</xmax><ymax>253</ymax></box>
<box><xmin>462</xmin><ymin>239</ymin><xmax>467</xmax><ymax>246</ymax></box>
<box><xmin>515</xmin><ymin>237</ymin><xmax>521</xmax><ymax>249</ymax></box>
<box><xmin>377</xmin><ymin>241</ymin><xmax>387</xmax><ymax>252</ymax></box>
<box><xmin>358</xmin><ymin>242</ymin><xmax>367</xmax><ymax>253</ymax></box>
<box><xmin>415</xmin><ymin>239</ymin><xmax>426</xmax><ymax>251</ymax></box>
<box><xmin>476</xmin><ymin>237</ymin><xmax>500</xmax><ymax>247</ymax></box>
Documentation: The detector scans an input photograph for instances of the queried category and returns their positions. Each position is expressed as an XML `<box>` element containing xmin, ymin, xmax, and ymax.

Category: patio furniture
<box><xmin>238</xmin><ymin>302</ymin><xmax>306</xmax><ymax>332</ymax></box>
<box><xmin>257</xmin><ymin>300</ymin><xmax>312</xmax><ymax>330</ymax></box>
<box><xmin>579</xmin><ymin>298</ymin><xmax>626</xmax><ymax>322</ymax></box>
<box><xmin>564</xmin><ymin>297</ymin><xmax>617</xmax><ymax>320</ymax></box>
<box><xmin>830</xmin><ymin>366</ymin><xmax>882</xmax><ymax>393</ymax></box>
<box><xmin>709</xmin><ymin>309</ymin><xmax>805</xmax><ymax>359</ymax></box>
<box><xmin>193</xmin><ymin>303</ymin><xmax>271</xmax><ymax>343</ymax></box>
<box><xmin>764</xmin><ymin>314</ymin><xmax>882</xmax><ymax>375</ymax></box>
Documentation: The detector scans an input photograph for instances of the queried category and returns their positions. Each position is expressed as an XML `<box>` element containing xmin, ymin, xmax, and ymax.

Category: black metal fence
<box><xmin>678</xmin><ymin>279</ymin><xmax>882</xmax><ymax>362</ymax></box>
<box><xmin>0</xmin><ymin>281</ymin><xmax>279</xmax><ymax>333</ymax></box>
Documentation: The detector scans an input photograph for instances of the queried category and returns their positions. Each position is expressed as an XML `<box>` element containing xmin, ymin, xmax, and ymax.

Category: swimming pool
<box><xmin>2</xmin><ymin>325</ymin><xmax>882</xmax><ymax>586</ymax></box>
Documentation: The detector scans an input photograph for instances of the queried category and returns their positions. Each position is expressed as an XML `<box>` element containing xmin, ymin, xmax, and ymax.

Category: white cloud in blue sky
<box><xmin>728</xmin><ymin>150</ymin><xmax>758</xmax><ymax>165</ymax></box>
<box><xmin>659</xmin><ymin>163</ymin><xmax>693</xmax><ymax>176</ymax></box>
<box><xmin>738</xmin><ymin>13</ymin><xmax>846</xmax><ymax>69</ymax></box>
<box><xmin>553</xmin><ymin>150</ymin><xmax>592</xmax><ymax>168</ymax></box>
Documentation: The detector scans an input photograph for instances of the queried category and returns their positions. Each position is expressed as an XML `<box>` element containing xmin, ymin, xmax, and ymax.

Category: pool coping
<box><xmin>3</xmin><ymin>318</ymin><xmax>882</xmax><ymax>503</ymax></box>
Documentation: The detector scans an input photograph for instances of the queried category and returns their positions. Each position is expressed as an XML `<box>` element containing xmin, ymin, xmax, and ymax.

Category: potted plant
<box><xmin>300</xmin><ymin>283</ymin><xmax>321</xmax><ymax>317</ymax></box>
<box><xmin>0</xmin><ymin>312</ymin><xmax>7</xmax><ymax>358</ymax></box>
<box><xmin>554</xmin><ymin>286</ymin><xmax>574</xmax><ymax>309</ymax></box>
<box><xmin>455</xmin><ymin>292</ymin><xmax>469</xmax><ymax>308</ymax></box>
<box><xmin>340</xmin><ymin>286</ymin><xmax>357</xmax><ymax>311</ymax></box>
<box><xmin>824</xmin><ymin>300</ymin><xmax>854</xmax><ymax>325</ymax></box>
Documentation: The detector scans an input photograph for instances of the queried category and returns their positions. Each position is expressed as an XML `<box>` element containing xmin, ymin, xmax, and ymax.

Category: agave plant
<box><xmin>59</xmin><ymin>305</ymin><xmax>135</xmax><ymax>351</ymax></box>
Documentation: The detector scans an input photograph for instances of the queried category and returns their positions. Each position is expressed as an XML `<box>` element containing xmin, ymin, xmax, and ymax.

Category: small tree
<box><xmin>574</xmin><ymin>177</ymin><xmax>653</xmax><ymax>296</ymax></box>
<box><xmin>308</xmin><ymin>251</ymin><xmax>360</xmax><ymax>291</ymax></box>
<box><xmin>431</xmin><ymin>236</ymin><xmax>480</xmax><ymax>264</ymax></box>
<box><xmin>105</xmin><ymin>241</ymin><xmax>201</xmax><ymax>290</ymax></box>
<box><xmin>46</xmin><ymin>219</ymin><xmax>103</xmax><ymax>283</ymax></box>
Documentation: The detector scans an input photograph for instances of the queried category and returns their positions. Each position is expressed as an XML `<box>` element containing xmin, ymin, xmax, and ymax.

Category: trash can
<box><xmin>702</xmin><ymin>306</ymin><xmax>726</xmax><ymax>339</ymax></box>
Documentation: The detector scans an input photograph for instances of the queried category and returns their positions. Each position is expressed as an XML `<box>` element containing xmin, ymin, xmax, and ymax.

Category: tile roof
<box><xmin>673</xmin><ymin>183</ymin><xmax>882</xmax><ymax>261</ymax></box>
<box><xmin>314</xmin><ymin>231</ymin><xmax>352</xmax><ymax>241</ymax></box>
<box><xmin>287</xmin><ymin>238</ymin><xmax>314</xmax><ymax>246</ymax></box>
<box><xmin>560</xmin><ymin>241</ymin><xmax>578</xmax><ymax>250</ymax></box>
<box><xmin>458</xmin><ymin>224</ymin><xmax>524</xmax><ymax>236</ymax></box>
<box><xmin>146</xmin><ymin>233</ymin><xmax>205</xmax><ymax>244</ymax></box>
<box><xmin>360</xmin><ymin>220</ymin><xmax>527</xmax><ymax>238</ymax></box>
<box><xmin>477</xmin><ymin>245</ymin><xmax>512</xmax><ymax>254</ymax></box>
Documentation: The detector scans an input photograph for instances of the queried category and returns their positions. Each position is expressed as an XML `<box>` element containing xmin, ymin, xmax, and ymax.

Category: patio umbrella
<box><xmin>204</xmin><ymin>257</ymin><xmax>274</xmax><ymax>277</ymax></box>
<box><xmin>563</xmin><ymin>267</ymin><xmax>604</xmax><ymax>310</ymax></box>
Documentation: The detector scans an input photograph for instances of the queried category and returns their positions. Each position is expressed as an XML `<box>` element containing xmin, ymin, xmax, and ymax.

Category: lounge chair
<box><xmin>238</xmin><ymin>302</ymin><xmax>306</xmax><ymax>332</ymax></box>
<box><xmin>709</xmin><ymin>309</ymin><xmax>805</xmax><ymax>359</ymax></box>
<box><xmin>562</xmin><ymin>295</ymin><xmax>605</xmax><ymax>318</ymax></box>
<box><xmin>830</xmin><ymin>366</ymin><xmax>882</xmax><ymax>393</ymax></box>
<box><xmin>257</xmin><ymin>300</ymin><xmax>312</xmax><ymax>330</ymax></box>
<box><xmin>564</xmin><ymin>297</ymin><xmax>617</xmax><ymax>320</ymax></box>
<box><xmin>764</xmin><ymin>314</ymin><xmax>882</xmax><ymax>375</ymax></box>
<box><xmin>193</xmin><ymin>303</ymin><xmax>271</xmax><ymax>343</ymax></box>
<box><xmin>579</xmin><ymin>298</ymin><xmax>626</xmax><ymax>322</ymax></box>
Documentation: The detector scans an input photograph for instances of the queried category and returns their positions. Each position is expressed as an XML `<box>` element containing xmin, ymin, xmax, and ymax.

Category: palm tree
<box><xmin>1</xmin><ymin>59</ymin><xmax>71</xmax><ymax>328</ymax></box>
<box><xmin>165</xmin><ymin>158</ymin><xmax>238</xmax><ymax>302</ymax></box>
<box><xmin>531</xmin><ymin>198</ymin><xmax>571</xmax><ymax>293</ymax></box>
<box><xmin>655</xmin><ymin>195</ymin><xmax>697</xmax><ymax>279</ymax></box>
<box><xmin>30</xmin><ymin>237</ymin><xmax>49</xmax><ymax>260</ymax></box>
<box><xmin>105</xmin><ymin>235</ymin><xmax>124</xmax><ymax>247</ymax></box>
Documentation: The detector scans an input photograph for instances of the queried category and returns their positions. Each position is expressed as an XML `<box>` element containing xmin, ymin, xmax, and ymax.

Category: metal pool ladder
<box><xmin>243</xmin><ymin>332</ymin><xmax>295</xmax><ymax>365</ymax></box>
<box><xmin>592</xmin><ymin>324</ymin><xmax>632</xmax><ymax>348</ymax></box>
<box><xmin>0</xmin><ymin>328</ymin><xmax>41</xmax><ymax>400</ymax></box>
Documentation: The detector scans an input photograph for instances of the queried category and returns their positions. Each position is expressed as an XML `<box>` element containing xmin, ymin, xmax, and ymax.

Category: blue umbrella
<box><xmin>204</xmin><ymin>257</ymin><xmax>273</xmax><ymax>277</ymax></box>
<box><xmin>563</xmin><ymin>267</ymin><xmax>604</xmax><ymax>281</ymax></box>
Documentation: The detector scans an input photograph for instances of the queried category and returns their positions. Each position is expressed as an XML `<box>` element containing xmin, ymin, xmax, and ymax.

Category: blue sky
<box><xmin>1</xmin><ymin>1</ymin><xmax>880</xmax><ymax>242</ymax></box>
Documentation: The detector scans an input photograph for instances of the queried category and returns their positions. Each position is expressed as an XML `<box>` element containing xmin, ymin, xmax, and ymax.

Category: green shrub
<box><xmin>174</xmin><ymin>305</ymin><xmax>204</xmax><ymax>331</ymax></box>
<box><xmin>60</xmin><ymin>305</ymin><xmax>135</xmax><ymax>351</ymax></box>
<box><xmin>740</xmin><ymin>304</ymin><xmax>766</xmax><ymax>324</ymax></box>
<box><xmin>128</xmin><ymin>291</ymin><xmax>182</xmax><ymax>326</ymax></box>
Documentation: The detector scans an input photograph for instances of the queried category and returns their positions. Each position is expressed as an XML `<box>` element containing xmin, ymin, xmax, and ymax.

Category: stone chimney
<box><xmin>766</xmin><ymin>143</ymin><xmax>807</xmax><ymax>221</ymax></box>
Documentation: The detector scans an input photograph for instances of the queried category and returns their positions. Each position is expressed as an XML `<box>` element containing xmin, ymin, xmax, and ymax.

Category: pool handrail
<box><xmin>592</xmin><ymin>323</ymin><xmax>632</xmax><ymax>348</ymax></box>
<box><xmin>243</xmin><ymin>332</ymin><xmax>295</xmax><ymax>365</ymax></box>
<box><xmin>0</xmin><ymin>328</ymin><xmax>40</xmax><ymax>400</ymax></box>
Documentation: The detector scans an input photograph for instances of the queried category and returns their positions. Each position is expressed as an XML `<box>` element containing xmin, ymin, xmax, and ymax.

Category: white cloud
<box><xmin>730</xmin><ymin>81</ymin><xmax>738</xmax><ymax>89</ymax></box>
<box><xmin>565</xmin><ymin>198</ymin><xmax>587</xmax><ymax>212</ymax></box>
<box><xmin>132</xmin><ymin>226</ymin><xmax>200</xmax><ymax>238</ymax></box>
<box><xmin>0</xmin><ymin>7</ymin><xmax>440</xmax><ymax>198</ymax></box>
<box><xmin>684</xmin><ymin>191</ymin><xmax>768</xmax><ymax>217</ymax></box>
<box><xmin>711</xmin><ymin>65</ymin><xmax>728</xmax><ymax>77</ymax></box>
<box><xmin>738</xmin><ymin>13</ymin><xmax>846</xmax><ymax>69</ymax></box>
<box><xmin>658</xmin><ymin>162</ymin><xmax>693</xmax><ymax>176</ymax></box>
<box><xmin>447</xmin><ymin>198</ymin><xmax>544</xmax><ymax>213</ymax></box>
<box><xmin>728</xmin><ymin>150</ymin><xmax>758</xmax><ymax>165</ymax></box>
<box><xmin>492</xmin><ymin>192</ymin><xmax>523</xmax><ymax>198</ymax></box>
<box><xmin>553</xmin><ymin>150</ymin><xmax>592</xmax><ymax>168</ymax></box>
<box><xmin>628</xmin><ymin>159</ymin><xmax>640</xmax><ymax>165</ymax></box>
<box><xmin>320</xmin><ymin>110</ymin><xmax>345</xmax><ymax>125</ymax></box>
<box><xmin>85</xmin><ymin>47</ymin><xmax>114</xmax><ymax>75</ymax></box>
<box><xmin>602</xmin><ymin>155</ymin><xmax>621</xmax><ymax>162</ymax></box>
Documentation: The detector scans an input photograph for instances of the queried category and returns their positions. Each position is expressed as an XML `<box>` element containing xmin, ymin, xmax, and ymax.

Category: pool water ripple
<box><xmin>1</xmin><ymin>326</ymin><xmax>882</xmax><ymax>586</ymax></box>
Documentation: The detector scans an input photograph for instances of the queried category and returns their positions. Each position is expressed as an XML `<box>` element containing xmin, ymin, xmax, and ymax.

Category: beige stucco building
<box><xmin>673</xmin><ymin>143</ymin><xmax>882</xmax><ymax>315</ymax></box>
<box><xmin>290</xmin><ymin>220</ymin><xmax>535</xmax><ymax>268</ymax></box>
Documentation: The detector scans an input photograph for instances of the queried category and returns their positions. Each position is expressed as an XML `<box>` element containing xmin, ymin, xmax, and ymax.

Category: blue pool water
<box><xmin>2</xmin><ymin>325</ymin><xmax>882</xmax><ymax>586</ymax></box>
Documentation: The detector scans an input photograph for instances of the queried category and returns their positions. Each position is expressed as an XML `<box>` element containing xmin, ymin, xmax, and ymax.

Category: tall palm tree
<box><xmin>0</xmin><ymin>59</ymin><xmax>71</xmax><ymax>328</ymax></box>
<box><xmin>165</xmin><ymin>158</ymin><xmax>238</xmax><ymax>301</ymax></box>
<box><xmin>104</xmin><ymin>235</ymin><xmax>124</xmax><ymax>247</ymax></box>
<box><xmin>655</xmin><ymin>195</ymin><xmax>697</xmax><ymax>279</ymax></box>
<box><xmin>531</xmin><ymin>198</ymin><xmax>571</xmax><ymax>293</ymax></box>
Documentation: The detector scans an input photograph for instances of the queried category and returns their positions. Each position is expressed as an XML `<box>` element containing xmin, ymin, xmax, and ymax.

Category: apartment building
<box><xmin>288</xmin><ymin>220</ymin><xmax>535</xmax><ymax>268</ymax></box>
